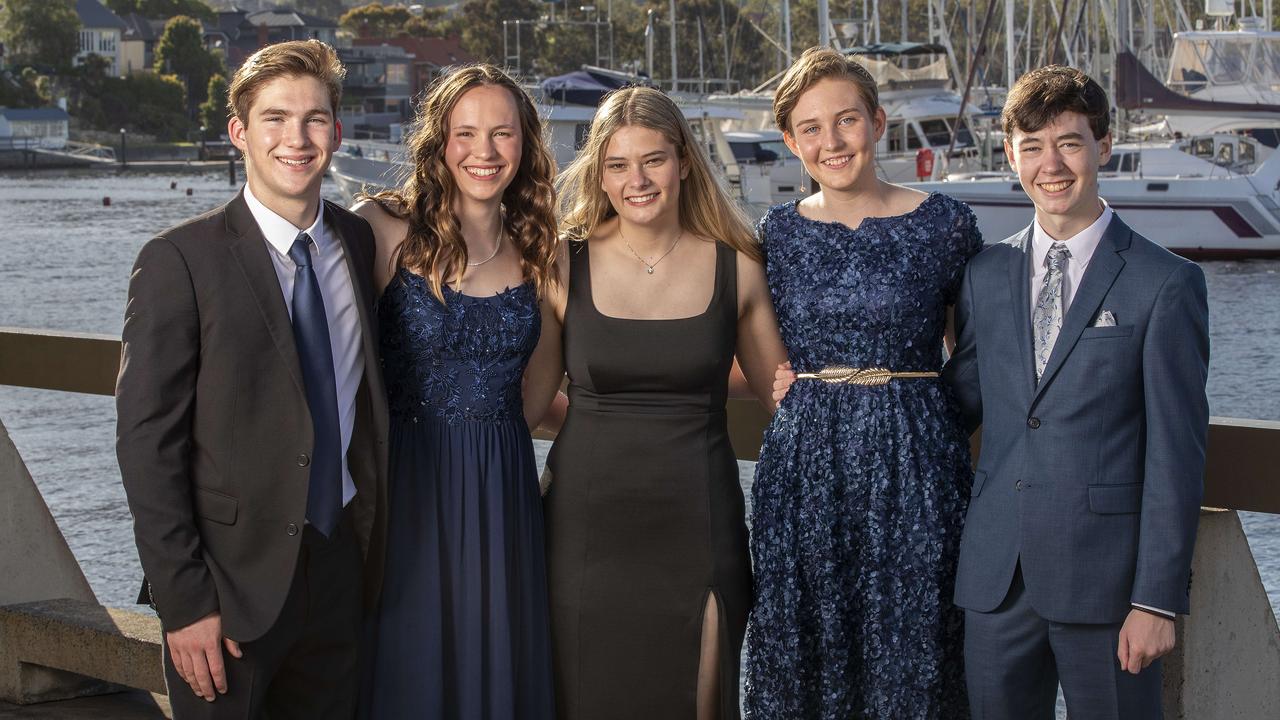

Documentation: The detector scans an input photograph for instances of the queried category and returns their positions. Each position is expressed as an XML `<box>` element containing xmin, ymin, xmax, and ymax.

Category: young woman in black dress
<box><xmin>524</xmin><ymin>86</ymin><xmax>787</xmax><ymax>720</ymax></box>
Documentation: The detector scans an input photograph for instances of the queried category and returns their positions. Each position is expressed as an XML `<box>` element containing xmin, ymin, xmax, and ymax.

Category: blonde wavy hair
<box><xmin>368</xmin><ymin>64</ymin><xmax>559</xmax><ymax>302</ymax></box>
<box><xmin>556</xmin><ymin>86</ymin><xmax>760</xmax><ymax>262</ymax></box>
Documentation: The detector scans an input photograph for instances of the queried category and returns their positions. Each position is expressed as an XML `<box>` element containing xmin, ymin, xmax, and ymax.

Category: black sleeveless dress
<box><xmin>545</xmin><ymin>239</ymin><xmax>751</xmax><ymax>720</ymax></box>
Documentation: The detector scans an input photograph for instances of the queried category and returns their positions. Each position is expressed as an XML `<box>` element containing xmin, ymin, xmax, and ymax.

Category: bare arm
<box><xmin>734</xmin><ymin>253</ymin><xmax>788</xmax><ymax>412</ymax></box>
<box><xmin>351</xmin><ymin>198</ymin><xmax>405</xmax><ymax>295</ymax></box>
<box><xmin>523</xmin><ymin>297</ymin><xmax>565</xmax><ymax>431</ymax></box>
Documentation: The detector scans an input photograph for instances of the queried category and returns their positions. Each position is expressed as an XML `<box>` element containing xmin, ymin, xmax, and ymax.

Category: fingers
<box><xmin>187</xmin><ymin>647</ymin><xmax>217</xmax><ymax>700</ymax></box>
<box><xmin>224</xmin><ymin>637</ymin><xmax>243</xmax><ymax>659</ymax></box>
<box><xmin>1117</xmin><ymin>629</ymin><xmax>1131</xmax><ymax>672</ymax></box>
<box><xmin>206</xmin><ymin>643</ymin><xmax>228</xmax><ymax>695</ymax></box>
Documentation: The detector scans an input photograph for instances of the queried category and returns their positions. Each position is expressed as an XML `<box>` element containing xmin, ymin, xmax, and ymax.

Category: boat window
<box><xmin>1193</xmin><ymin>137</ymin><xmax>1215</xmax><ymax>159</ymax></box>
<box><xmin>574</xmin><ymin>123</ymin><xmax>590</xmax><ymax>150</ymax></box>
<box><xmin>886</xmin><ymin>121</ymin><xmax>906</xmax><ymax>153</ymax></box>
<box><xmin>1100</xmin><ymin>153</ymin><xmax>1140</xmax><ymax>173</ymax></box>
<box><xmin>1216</xmin><ymin>142</ymin><xmax>1234</xmax><ymax>165</ymax></box>
<box><xmin>918</xmin><ymin>119</ymin><xmax>953</xmax><ymax>148</ymax></box>
<box><xmin>1167</xmin><ymin>38</ymin><xmax>1208</xmax><ymax>94</ymax></box>
<box><xmin>1240</xmin><ymin>141</ymin><xmax>1256</xmax><ymax>165</ymax></box>
<box><xmin>1204</xmin><ymin>38</ymin><xmax>1248</xmax><ymax>84</ymax></box>
<box><xmin>953</xmin><ymin>119</ymin><xmax>974</xmax><ymax>147</ymax></box>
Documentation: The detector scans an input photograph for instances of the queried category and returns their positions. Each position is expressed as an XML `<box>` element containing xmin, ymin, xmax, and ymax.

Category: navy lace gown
<box><xmin>361</xmin><ymin>269</ymin><xmax>555</xmax><ymax>719</ymax></box>
<box><xmin>745</xmin><ymin>193</ymin><xmax>984</xmax><ymax>719</ymax></box>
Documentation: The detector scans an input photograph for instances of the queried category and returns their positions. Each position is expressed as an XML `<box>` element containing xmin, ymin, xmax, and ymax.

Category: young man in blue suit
<box><xmin>942</xmin><ymin>66</ymin><xmax>1209</xmax><ymax>719</ymax></box>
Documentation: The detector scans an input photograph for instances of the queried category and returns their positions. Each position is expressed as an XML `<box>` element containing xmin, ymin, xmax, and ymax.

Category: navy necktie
<box><xmin>288</xmin><ymin>232</ymin><xmax>342</xmax><ymax>537</ymax></box>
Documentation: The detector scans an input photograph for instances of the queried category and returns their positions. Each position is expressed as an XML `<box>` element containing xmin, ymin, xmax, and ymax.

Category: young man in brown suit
<box><xmin>116</xmin><ymin>40</ymin><xmax>386</xmax><ymax>719</ymax></box>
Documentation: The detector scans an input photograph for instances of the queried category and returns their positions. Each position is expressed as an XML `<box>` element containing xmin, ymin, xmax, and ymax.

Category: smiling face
<box><xmin>782</xmin><ymin>77</ymin><xmax>885</xmax><ymax>195</ymax></box>
<box><xmin>229</xmin><ymin>74</ymin><xmax>339</xmax><ymax>223</ymax></box>
<box><xmin>600</xmin><ymin>125</ymin><xmax>688</xmax><ymax>228</ymax></box>
<box><xmin>444</xmin><ymin>84</ymin><xmax>523</xmax><ymax>211</ymax></box>
<box><xmin>1005</xmin><ymin>110</ymin><xmax>1111</xmax><ymax>238</ymax></box>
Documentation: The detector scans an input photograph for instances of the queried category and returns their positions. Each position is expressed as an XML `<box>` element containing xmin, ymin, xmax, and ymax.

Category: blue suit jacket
<box><xmin>943</xmin><ymin>214</ymin><xmax>1209</xmax><ymax>623</ymax></box>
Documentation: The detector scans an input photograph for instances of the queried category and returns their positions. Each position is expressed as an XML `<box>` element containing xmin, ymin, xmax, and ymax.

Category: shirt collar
<box><xmin>1032</xmin><ymin>199</ymin><xmax>1112</xmax><ymax>270</ymax></box>
<box><xmin>243</xmin><ymin>183</ymin><xmax>328</xmax><ymax>258</ymax></box>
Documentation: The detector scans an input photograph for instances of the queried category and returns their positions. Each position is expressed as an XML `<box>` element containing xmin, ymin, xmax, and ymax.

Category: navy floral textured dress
<box><xmin>745</xmin><ymin>193</ymin><xmax>984</xmax><ymax>719</ymax></box>
<box><xmin>361</xmin><ymin>270</ymin><xmax>555</xmax><ymax>719</ymax></box>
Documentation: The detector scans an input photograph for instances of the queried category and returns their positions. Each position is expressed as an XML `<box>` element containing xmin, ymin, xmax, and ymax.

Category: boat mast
<box><xmin>669</xmin><ymin>0</ymin><xmax>678</xmax><ymax>91</ymax></box>
<box><xmin>1006</xmin><ymin>0</ymin><xmax>1016</xmax><ymax>89</ymax></box>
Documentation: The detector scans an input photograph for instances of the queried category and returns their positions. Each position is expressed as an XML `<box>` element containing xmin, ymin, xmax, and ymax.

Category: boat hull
<box><xmin>909</xmin><ymin>177</ymin><xmax>1280</xmax><ymax>260</ymax></box>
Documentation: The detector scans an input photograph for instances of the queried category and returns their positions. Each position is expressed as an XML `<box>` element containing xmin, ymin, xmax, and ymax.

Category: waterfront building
<box><xmin>0</xmin><ymin>107</ymin><xmax>70</xmax><ymax>149</ymax></box>
<box><xmin>338</xmin><ymin>43</ymin><xmax>414</xmax><ymax>140</ymax></box>
<box><xmin>74</xmin><ymin>0</ymin><xmax>128</xmax><ymax>77</ymax></box>
<box><xmin>119</xmin><ymin>13</ymin><xmax>165</xmax><ymax>75</ymax></box>
<box><xmin>203</xmin><ymin>8</ymin><xmax>339</xmax><ymax>72</ymax></box>
<box><xmin>351</xmin><ymin>36</ymin><xmax>474</xmax><ymax>103</ymax></box>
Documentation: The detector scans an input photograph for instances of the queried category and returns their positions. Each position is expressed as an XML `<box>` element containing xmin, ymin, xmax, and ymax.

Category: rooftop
<box><xmin>75</xmin><ymin>0</ymin><xmax>128</xmax><ymax>31</ymax></box>
<box><xmin>0</xmin><ymin>107</ymin><xmax>72</xmax><ymax>122</ymax></box>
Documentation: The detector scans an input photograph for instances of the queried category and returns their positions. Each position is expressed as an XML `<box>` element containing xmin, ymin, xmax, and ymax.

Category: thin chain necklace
<box><xmin>466</xmin><ymin>227</ymin><xmax>503</xmax><ymax>267</ymax></box>
<box><xmin>619</xmin><ymin>226</ymin><xmax>682</xmax><ymax>275</ymax></box>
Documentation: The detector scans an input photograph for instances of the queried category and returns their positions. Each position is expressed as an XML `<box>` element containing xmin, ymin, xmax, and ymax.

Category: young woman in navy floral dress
<box><xmin>745</xmin><ymin>48</ymin><xmax>985</xmax><ymax>719</ymax></box>
<box><xmin>353</xmin><ymin>64</ymin><xmax>562</xmax><ymax>719</ymax></box>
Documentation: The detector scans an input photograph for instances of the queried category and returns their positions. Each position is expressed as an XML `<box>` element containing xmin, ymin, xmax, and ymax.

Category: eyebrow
<box><xmin>452</xmin><ymin>123</ymin><xmax>517</xmax><ymax>131</ymax></box>
<box><xmin>1020</xmin><ymin>132</ymin><xmax>1085</xmax><ymax>144</ymax></box>
<box><xmin>258</xmin><ymin>106</ymin><xmax>332</xmax><ymax>118</ymax></box>
<box><xmin>603</xmin><ymin>150</ymin><xmax>668</xmax><ymax>162</ymax></box>
<box><xmin>792</xmin><ymin>106</ymin><xmax>863</xmax><ymax>127</ymax></box>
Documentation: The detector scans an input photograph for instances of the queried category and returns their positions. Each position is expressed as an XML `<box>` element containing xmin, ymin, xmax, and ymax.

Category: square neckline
<box><xmin>578</xmin><ymin>238</ymin><xmax>725</xmax><ymax>322</ymax></box>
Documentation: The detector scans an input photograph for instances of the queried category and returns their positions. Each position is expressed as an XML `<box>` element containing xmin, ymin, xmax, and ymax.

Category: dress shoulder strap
<box><xmin>715</xmin><ymin>241</ymin><xmax>738</xmax><ymax>324</ymax></box>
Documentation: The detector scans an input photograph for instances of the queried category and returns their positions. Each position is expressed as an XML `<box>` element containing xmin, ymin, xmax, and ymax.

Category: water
<box><xmin>0</xmin><ymin>172</ymin><xmax>1277</xmax><ymax>714</ymax></box>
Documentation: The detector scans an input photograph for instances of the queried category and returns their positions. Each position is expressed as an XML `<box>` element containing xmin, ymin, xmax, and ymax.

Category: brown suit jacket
<box><xmin>116</xmin><ymin>189</ymin><xmax>388</xmax><ymax>641</ymax></box>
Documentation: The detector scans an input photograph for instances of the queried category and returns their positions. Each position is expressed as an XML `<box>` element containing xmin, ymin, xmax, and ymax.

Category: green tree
<box><xmin>105</xmin><ymin>0</ymin><xmax>216</xmax><ymax>22</ymax></box>
<box><xmin>457</xmin><ymin>0</ymin><xmax>541</xmax><ymax>66</ymax></box>
<box><xmin>401</xmin><ymin>9</ymin><xmax>451</xmax><ymax>39</ymax></box>
<box><xmin>0</xmin><ymin>0</ymin><xmax>81</xmax><ymax>70</ymax></box>
<box><xmin>291</xmin><ymin>0</ymin><xmax>346</xmax><ymax>20</ymax></box>
<box><xmin>154</xmin><ymin>15</ymin><xmax>224</xmax><ymax>111</ymax></box>
<box><xmin>340</xmin><ymin>2</ymin><xmax>413</xmax><ymax>38</ymax></box>
<box><xmin>199</xmin><ymin>73</ymin><xmax>229</xmax><ymax>138</ymax></box>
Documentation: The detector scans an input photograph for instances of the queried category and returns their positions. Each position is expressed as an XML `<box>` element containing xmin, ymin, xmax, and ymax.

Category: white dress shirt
<box><xmin>1029</xmin><ymin>200</ymin><xmax>1174</xmax><ymax>619</ymax></box>
<box><xmin>244</xmin><ymin>184</ymin><xmax>363</xmax><ymax>507</ymax></box>
<box><xmin>1029</xmin><ymin>200</ymin><xmax>1113</xmax><ymax>317</ymax></box>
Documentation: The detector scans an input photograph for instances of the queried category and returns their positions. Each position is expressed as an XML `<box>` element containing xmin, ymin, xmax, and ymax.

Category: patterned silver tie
<box><xmin>1032</xmin><ymin>242</ymin><xmax>1071</xmax><ymax>380</ymax></box>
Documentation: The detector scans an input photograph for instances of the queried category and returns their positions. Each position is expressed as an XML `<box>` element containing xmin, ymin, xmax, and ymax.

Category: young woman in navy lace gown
<box><xmin>744</xmin><ymin>49</ymin><xmax>985</xmax><ymax>719</ymax></box>
<box><xmin>352</xmin><ymin>64</ymin><xmax>561</xmax><ymax>719</ymax></box>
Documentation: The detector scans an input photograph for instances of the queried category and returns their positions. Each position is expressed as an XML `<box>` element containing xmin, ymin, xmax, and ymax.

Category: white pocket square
<box><xmin>1093</xmin><ymin>310</ymin><xmax>1116</xmax><ymax>327</ymax></box>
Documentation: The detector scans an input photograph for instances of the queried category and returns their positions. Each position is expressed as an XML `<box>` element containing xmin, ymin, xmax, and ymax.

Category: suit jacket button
<box><xmin>286</xmin><ymin>523</ymin><xmax>299</xmax><ymax>536</ymax></box>
<box><xmin>297</xmin><ymin>453</ymin><xmax>310</xmax><ymax>467</ymax></box>
<box><xmin>1027</xmin><ymin>417</ymin><xmax>1041</xmax><ymax>429</ymax></box>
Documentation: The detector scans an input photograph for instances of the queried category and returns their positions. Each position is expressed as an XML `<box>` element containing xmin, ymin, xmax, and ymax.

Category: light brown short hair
<box><xmin>228</xmin><ymin>40</ymin><xmax>345</xmax><ymax>122</ymax></box>
<box><xmin>1002</xmin><ymin>65</ymin><xmax>1109</xmax><ymax>140</ymax></box>
<box><xmin>773</xmin><ymin>46</ymin><xmax>879</xmax><ymax>133</ymax></box>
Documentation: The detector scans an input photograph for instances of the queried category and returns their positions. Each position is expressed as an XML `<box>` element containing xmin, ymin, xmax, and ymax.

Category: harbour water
<box><xmin>0</xmin><ymin>170</ymin><xmax>1277</xmax><ymax>627</ymax></box>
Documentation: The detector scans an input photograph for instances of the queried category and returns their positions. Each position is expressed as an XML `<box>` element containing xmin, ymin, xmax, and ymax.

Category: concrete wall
<box><xmin>0</xmin><ymin>416</ymin><xmax>95</xmax><ymax>607</ymax></box>
<box><xmin>1163</xmin><ymin>508</ymin><xmax>1280</xmax><ymax>718</ymax></box>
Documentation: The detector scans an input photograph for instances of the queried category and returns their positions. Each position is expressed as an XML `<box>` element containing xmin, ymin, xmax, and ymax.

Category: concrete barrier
<box><xmin>1162</xmin><ymin>508</ymin><xmax>1280</xmax><ymax>717</ymax></box>
<box><xmin>0</xmin><ymin>417</ymin><xmax>95</xmax><ymax>608</ymax></box>
<box><xmin>0</xmin><ymin>600</ymin><xmax>163</xmax><ymax>704</ymax></box>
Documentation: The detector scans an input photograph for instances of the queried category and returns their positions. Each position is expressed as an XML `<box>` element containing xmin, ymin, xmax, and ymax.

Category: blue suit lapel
<box><xmin>1033</xmin><ymin>215</ymin><xmax>1131</xmax><ymax>403</ymax></box>
<box><xmin>1006</xmin><ymin>227</ymin><xmax>1037</xmax><ymax>397</ymax></box>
